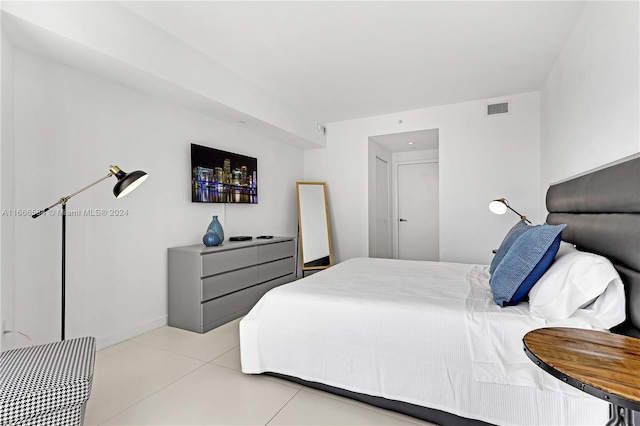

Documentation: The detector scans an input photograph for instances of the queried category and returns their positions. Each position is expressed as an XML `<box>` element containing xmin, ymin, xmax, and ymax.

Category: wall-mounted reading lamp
<box><xmin>488</xmin><ymin>198</ymin><xmax>531</xmax><ymax>224</ymax></box>
<box><xmin>32</xmin><ymin>165</ymin><xmax>148</xmax><ymax>340</ymax></box>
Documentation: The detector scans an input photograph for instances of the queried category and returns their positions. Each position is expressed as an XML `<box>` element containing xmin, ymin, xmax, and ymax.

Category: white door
<box><xmin>397</xmin><ymin>162</ymin><xmax>439</xmax><ymax>261</ymax></box>
<box><xmin>374</xmin><ymin>157</ymin><xmax>391</xmax><ymax>258</ymax></box>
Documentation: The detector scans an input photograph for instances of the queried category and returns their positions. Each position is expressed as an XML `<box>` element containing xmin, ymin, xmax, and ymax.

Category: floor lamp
<box><xmin>32</xmin><ymin>165</ymin><xmax>148</xmax><ymax>341</ymax></box>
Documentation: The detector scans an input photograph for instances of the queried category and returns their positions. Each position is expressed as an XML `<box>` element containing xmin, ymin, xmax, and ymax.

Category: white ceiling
<box><xmin>370</xmin><ymin>129</ymin><xmax>439</xmax><ymax>153</ymax></box>
<box><xmin>120</xmin><ymin>1</ymin><xmax>585</xmax><ymax>124</ymax></box>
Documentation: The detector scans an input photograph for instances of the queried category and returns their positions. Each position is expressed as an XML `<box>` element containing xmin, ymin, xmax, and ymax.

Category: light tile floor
<box><xmin>84</xmin><ymin>318</ymin><xmax>436</xmax><ymax>425</ymax></box>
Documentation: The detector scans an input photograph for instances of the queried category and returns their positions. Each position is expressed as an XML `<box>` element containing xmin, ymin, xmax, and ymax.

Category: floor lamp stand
<box><xmin>32</xmin><ymin>165</ymin><xmax>148</xmax><ymax>342</ymax></box>
<box><xmin>61</xmin><ymin>203</ymin><xmax>66</xmax><ymax>341</ymax></box>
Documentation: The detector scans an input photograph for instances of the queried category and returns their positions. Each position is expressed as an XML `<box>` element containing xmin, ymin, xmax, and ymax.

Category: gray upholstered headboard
<box><xmin>546</xmin><ymin>155</ymin><xmax>640</xmax><ymax>337</ymax></box>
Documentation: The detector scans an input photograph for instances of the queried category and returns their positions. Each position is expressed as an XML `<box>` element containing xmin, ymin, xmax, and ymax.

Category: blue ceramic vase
<box><xmin>203</xmin><ymin>215</ymin><xmax>224</xmax><ymax>247</ymax></box>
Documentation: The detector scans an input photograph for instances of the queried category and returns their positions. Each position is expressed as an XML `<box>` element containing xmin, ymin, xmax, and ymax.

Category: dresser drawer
<box><xmin>259</xmin><ymin>273</ymin><xmax>295</xmax><ymax>297</ymax></box>
<box><xmin>258</xmin><ymin>240</ymin><xmax>294</xmax><ymax>263</ymax></box>
<box><xmin>202</xmin><ymin>266</ymin><xmax>258</xmax><ymax>301</ymax></box>
<box><xmin>259</xmin><ymin>257</ymin><xmax>295</xmax><ymax>283</ymax></box>
<box><xmin>202</xmin><ymin>285</ymin><xmax>259</xmax><ymax>325</ymax></box>
<box><xmin>202</xmin><ymin>247</ymin><xmax>257</xmax><ymax>277</ymax></box>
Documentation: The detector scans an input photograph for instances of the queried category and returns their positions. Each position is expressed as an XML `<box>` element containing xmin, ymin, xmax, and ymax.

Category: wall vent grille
<box><xmin>487</xmin><ymin>102</ymin><xmax>510</xmax><ymax>116</ymax></box>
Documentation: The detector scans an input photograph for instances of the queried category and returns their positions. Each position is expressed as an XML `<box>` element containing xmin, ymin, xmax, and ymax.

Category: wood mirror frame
<box><xmin>296</xmin><ymin>182</ymin><xmax>334</xmax><ymax>275</ymax></box>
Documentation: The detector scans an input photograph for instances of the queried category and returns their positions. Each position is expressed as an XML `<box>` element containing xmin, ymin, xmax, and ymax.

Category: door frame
<box><xmin>374</xmin><ymin>155</ymin><xmax>391</xmax><ymax>258</ymax></box>
<box><xmin>392</xmin><ymin>159</ymin><xmax>439</xmax><ymax>259</ymax></box>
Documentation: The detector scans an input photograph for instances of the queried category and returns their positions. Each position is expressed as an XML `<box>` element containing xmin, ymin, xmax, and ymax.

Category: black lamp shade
<box><xmin>113</xmin><ymin>169</ymin><xmax>148</xmax><ymax>199</ymax></box>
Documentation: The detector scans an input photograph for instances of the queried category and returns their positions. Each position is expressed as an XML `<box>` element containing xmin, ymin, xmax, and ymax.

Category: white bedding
<box><xmin>465</xmin><ymin>263</ymin><xmax>625</xmax><ymax>391</ymax></box>
<box><xmin>240</xmin><ymin>257</ymin><xmax>615</xmax><ymax>425</ymax></box>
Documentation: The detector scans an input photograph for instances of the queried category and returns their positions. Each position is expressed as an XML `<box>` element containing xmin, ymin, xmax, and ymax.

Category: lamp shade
<box><xmin>110</xmin><ymin>166</ymin><xmax>148</xmax><ymax>199</ymax></box>
<box><xmin>489</xmin><ymin>198</ymin><xmax>508</xmax><ymax>215</ymax></box>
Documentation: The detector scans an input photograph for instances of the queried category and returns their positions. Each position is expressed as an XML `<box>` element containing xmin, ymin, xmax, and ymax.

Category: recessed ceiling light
<box><xmin>407</xmin><ymin>141</ymin><xmax>415</xmax><ymax>145</ymax></box>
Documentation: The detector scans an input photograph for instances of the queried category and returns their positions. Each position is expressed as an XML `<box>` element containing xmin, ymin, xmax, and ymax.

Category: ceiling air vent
<box><xmin>486</xmin><ymin>101</ymin><xmax>510</xmax><ymax>117</ymax></box>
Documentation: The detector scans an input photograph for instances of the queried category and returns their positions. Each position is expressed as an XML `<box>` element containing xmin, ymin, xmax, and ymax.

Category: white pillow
<box><xmin>528</xmin><ymin>244</ymin><xmax>622</xmax><ymax>320</ymax></box>
<box><xmin>554</xmin><ymin>241</ymin><xmax>579</xmax><ymax>257</ymax></box>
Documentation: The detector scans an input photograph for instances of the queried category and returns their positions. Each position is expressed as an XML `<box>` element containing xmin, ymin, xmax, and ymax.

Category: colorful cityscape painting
<box><xmin>191</xmin><ymin>143</ymin><xmax>258</xmax><ymax>204</ymax></box>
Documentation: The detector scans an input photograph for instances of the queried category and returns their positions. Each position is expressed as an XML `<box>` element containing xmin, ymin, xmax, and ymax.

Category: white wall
<box><xmin>7</xmin><ymin>50</ymin><xmax>303</xmax><ymax>350</ymax></box>
<box><xmin>1</xmin><ymin>29</ymin><xmax>16</xmax><ymax>351</ymax></box>
<box><xmin>541</xmin><ymin>1</ymin><xmax>640</xmax><ymax>187</ymax></box>
<box><xmin>306</xmin><ymin>92</ymin><xmax>541</xmax><ymax>265</ymax></box>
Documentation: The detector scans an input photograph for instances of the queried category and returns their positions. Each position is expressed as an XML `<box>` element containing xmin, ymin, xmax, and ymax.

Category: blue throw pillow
<box><xmin>490</xmin><ymin>223</ymin><xmax>567</xmax><ymax>307</ymax></box>
<box><xmin>489</xmin><ymin>220</ymin><xmax>530</xmax><ymax>275</ymax></box>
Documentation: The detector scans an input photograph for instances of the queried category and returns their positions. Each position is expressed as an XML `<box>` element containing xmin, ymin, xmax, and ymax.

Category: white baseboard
<box><xmin>95</xmin><ymin>315</ymin><xmax>168</xmax><ymax>351</ymax></box>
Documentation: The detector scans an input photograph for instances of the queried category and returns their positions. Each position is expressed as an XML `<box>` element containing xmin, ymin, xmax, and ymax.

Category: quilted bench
<box><xmin>0</xmin><ymin>337</ymin><xmax>96</xmax><ymax>425</ymax></box>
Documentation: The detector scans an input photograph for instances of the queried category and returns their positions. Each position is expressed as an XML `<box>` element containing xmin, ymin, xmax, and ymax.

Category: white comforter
<box><xmin>240</xmin><ymin>257</ymin><xmax>615</xmax><ymax>425</ymax></box>
<box><xmin>465</xmin><ymin>262</ymin><xmax>625</xmax><ymax>391</ymax></box>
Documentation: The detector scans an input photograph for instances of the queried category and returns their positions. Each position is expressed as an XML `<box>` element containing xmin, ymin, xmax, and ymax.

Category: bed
<box><xmin>240</xmin><ymin>155</ymin><xmax>640</xmax><ymax>425</ymax></box>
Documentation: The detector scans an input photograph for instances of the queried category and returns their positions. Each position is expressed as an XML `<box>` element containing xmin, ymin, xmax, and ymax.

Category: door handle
<box><xmin>399</xmin><ymin>218</ymin><xmax>408</xmax><ymax>222</ymax></box>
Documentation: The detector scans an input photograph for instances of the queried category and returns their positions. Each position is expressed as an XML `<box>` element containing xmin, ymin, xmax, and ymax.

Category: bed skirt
<box><xmin>267</xmin><ymin>372</ymin><xmax>493</xmax><ymax>426</ymax></box>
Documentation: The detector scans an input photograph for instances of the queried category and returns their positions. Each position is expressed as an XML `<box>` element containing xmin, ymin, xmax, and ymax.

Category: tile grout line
<box><xmin>95</xmin><ymin>362</ymin><xmax>210</xmax><ymax>425</ymax></box>
<box><xmin>135</xmin><ymin>336</ymin><xmax>239</xmax><ymax>364</ymax></box>
<box><xmin>92</xmin><ymin>324</ymin><xmax>242</xmax><ymax>424</ymax></box>
<box><xmin>207</xmin><ymin>344</ymin><xmax>240</xmax><ymax>365</ymax></box>
<box><xmin>264</xmin><ymin>388</ymin><xmax>304</xmax><ymax>426</ymax></box>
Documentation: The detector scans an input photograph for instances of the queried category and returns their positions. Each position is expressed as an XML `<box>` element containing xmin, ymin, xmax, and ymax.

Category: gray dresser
<box><xmin>168</xmin><ymin>237</ymin><xmax>295</xmax><ymax>333</ymax></box>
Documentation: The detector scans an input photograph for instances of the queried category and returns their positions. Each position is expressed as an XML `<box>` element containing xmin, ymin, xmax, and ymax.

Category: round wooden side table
<box><xmin>524</xmin><ymin>327</ymin><xmax>640</xmax><ymax>426</ymax></box>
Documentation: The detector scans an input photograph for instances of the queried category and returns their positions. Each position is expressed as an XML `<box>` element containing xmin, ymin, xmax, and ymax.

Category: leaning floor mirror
<box><xmin>296</xmin><ymin>182</ymin><xmax>334</xmax><ymax>276</ymax></box>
